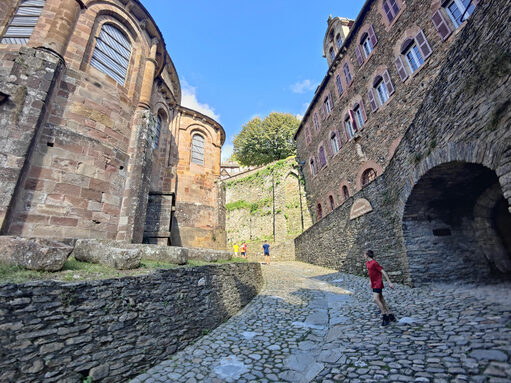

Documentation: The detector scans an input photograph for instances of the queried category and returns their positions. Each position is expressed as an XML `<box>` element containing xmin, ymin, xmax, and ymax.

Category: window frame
<box><xmin>310</xmin><ymin>157</ymin><xmax>317</xmax><ymax>177</ymax></box>
<box><xmin>343</xmin><ymin>63</ymin><xmax>353</xmax><ymax>85</ymax></box>
<box><xmin>404</xmin><ymin>43</ymin><xmax>424</xmax><ymax>74</ymax></box>
<box><xmin>318</xmin><ymin>145</ymin><xmax>327</xmax><ymax>168</ymax></box>
<box><xmin>330</xmin><ymin>131</ymin><xmax>339</xmax><ymax>154</ymax></box>
<box><xmin>336</xmin><ymin>34</ymin><xmax>343</xmax><ymax>49</ymax></box>
<box><xmin>354</xmin><ymin>106</ymin><xmax>365</xmax><ymax>129</ymax></box>
<box><xmin>375</xmin><ymin>79</ymin><xmax>389</xmax><ymax>105</ymax></box>
<box><xmin>383</xmin><ymin>0</ymin><xmax>401</xmax><ymax>24</ymax></box>
<box><xmin>317</xmin><ymin>203</ymin><xmax>323</xmax><ymax>220</ymax></box>
<box><xmin>153</xmin><ymin>114</ymin><xmax>162</xmax><ymax>149</ymax></box>
<box><xmin>344</xmin><ymin>116</ymin><xmax>355</xmax><ymax>140</ymax></box>
<box><xmin>362</xmin><ymin>35</ymin><xmax>373</xmax><ymax>58</ymax></box>
<box><xmin>313</xmin><ymin>112</ymin><xmax>320</xmax><ymax>131</ymax></box>
<box><xmin>342</xmin><ymin>185</ymin><xmax>350</xmax><ymax>201</ymax></box>
<box><xmin>190</xmin><ymin>133</ymin><xmax>205</xmax><ymax>166</ymax></box>
<box><xmin>362</xmin><ymin>168</ymin><xmax>377</xmax><ymax>186</ymax></box>
<box><xmin>328</xmin><ymin>195</ymin><xmax>335</xmax><ymax>211</ymax></box>
<box><xmin>323</xmin><ymin>94</ymin><xmax>333</xmax><ymax>116</ymax></box>
<box><xmin>445</xmin><ymin>0</ymin><xmax>475</xmax><ymax>28</ymax></box>
<box><xmin>1</xmin><ymin>0</ymin><xmax>46</xmax><ymax>45</ymax></box>
<box><xmin>335</xmin><ymin>74</ymin><xmax>344</xmax><ymax>97</ymax></box>
<box><xmin>90</xmin><ymin>22</ymin><xmax>132</xmax><ymax>85</ymax></box>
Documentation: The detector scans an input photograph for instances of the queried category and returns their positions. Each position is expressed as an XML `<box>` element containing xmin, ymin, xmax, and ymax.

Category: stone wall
<box><xmin>224</xmin><ymin>158</ymin><xmax>312</xmax><ymax>261</ymax></box>
<box><xmin>295</xmin><ymin>0</ymin><xmax>511</xmax><ymax>285</ymax></box>
<box><xmin>0</xmin><ymin>262</ymin><xmax>262</xmax><ymax>382</ymax></box>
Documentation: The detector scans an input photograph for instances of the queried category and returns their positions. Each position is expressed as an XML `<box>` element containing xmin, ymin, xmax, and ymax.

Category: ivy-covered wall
<box><xmin>223</xmin><ymin>157</ymin><xmax>312</xmax><ymax>260</ymax></box>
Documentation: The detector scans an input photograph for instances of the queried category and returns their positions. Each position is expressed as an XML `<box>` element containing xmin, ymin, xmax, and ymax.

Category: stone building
<box><xmin>0</xmin><ymin>0</ymin><xmax>226</xmax><ymax>249</ymax></box>
<box><xmin>294</xmin><ymin>0</ymin><xmax>511</xmax><ymax>285</ymax></box>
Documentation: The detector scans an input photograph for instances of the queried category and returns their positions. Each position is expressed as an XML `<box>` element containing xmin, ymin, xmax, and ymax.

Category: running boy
<box><xmin>365</xmin><ymin>250</ymin><xmax>397</xmax><ymax>326</ymax></box>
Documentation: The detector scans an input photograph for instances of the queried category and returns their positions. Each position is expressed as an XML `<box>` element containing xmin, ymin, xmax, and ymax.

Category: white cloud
<box><xmin>181</xmin><ymin>79</ymin><xmax>220</xmax><ymax>122</ymax></box>
<box><xmin>295</xmin><ymin>114</ymin><xmax>303</xmax><ymax>121</ymax></box>
<box><xmin>290</xmin><ymin>79</ymin><xmax>318</xmax><ymax>94</ymax></box>
<box><xmin>221</xmin><ymin>143</ymin><xmax>233</xmax><ymax>162</ymax></box>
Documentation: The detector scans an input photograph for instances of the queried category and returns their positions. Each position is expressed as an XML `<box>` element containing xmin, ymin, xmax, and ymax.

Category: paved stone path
<box><xmin>131</xmin><ymin>262</ymin><xmax>511</xmax><ymax>383</ymax></box>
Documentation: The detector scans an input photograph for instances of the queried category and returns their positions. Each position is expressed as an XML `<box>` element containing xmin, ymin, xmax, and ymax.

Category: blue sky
<box><xmin>142</xmin><ymin>0</ymin><xmax>366</xmax><ymax>161</ymax></box>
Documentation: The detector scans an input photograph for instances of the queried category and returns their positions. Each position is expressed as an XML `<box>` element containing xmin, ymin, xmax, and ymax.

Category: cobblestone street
<box><xmin>131</xmin><ymin>262</ymin><xmax>511</xmax><ymax>383</ymax></box>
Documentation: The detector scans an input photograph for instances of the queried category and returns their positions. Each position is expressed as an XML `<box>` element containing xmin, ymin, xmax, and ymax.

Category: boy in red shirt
<box><xmin>365</xmin><ymin>250</ymin><xmax>397</xmax><ymax>326</ymax></box>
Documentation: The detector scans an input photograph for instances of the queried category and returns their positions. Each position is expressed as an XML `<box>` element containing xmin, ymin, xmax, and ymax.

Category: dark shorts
<box><xmin>241</xmin><ymin>252</ymin><xmax>246</xmax><ymax>255</ymax></box>
<box><xmin>372</xmin><ymin>288</ymin><xmax>383</xmax><ymax>293</ymax></box>
<box><xmin>264</xmin><ymin>252</ymin><xmax>270</xmax><ymax>256</ymax></box>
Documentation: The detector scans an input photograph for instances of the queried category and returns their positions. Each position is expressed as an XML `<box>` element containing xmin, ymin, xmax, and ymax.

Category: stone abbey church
<box><xmin>0</xmin><ymin>0</ymin><xmax>226</xmax><ymax>250</ymax></box>
<box><xmin>294</xmin><ymin>0</ymin><xmax>511</xmax><ymax>285</ymax></box>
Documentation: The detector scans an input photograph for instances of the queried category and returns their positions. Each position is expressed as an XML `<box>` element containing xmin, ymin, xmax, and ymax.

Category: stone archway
<box><xmin>402</xmin><ymin>161</ymin><xmax>511</xmax><ymax>284</ymax></box>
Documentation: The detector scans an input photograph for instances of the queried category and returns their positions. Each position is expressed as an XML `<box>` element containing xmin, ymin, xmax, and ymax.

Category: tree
<box><xmin>233</xmin><ymin>112</ymin><xmax>300</xmax><ymax>166</ymax></box>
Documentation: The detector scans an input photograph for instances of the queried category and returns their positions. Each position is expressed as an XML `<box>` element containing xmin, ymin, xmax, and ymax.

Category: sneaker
<box><xmin>388</xmin><ymin>313</ymin><xmax>397</xmax><ymax>322</ymax></box>
<box><xmin>382</xmin><ymin>314</ymin><xmax>390</xmax><ymax>326</ymax></box>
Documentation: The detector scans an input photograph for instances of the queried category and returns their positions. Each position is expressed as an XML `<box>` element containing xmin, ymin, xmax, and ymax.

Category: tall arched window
<box><xmin>329</xmin><ymin>195</ymin><xmax>335</xmax><ymax>211</ymax></box>
<box><xmin>342</xmin><ymin>185</ymin><xmax>350</xmax><ymax>200</ymax></box>
<box><xmin>1</xmin><ymin>0</ymin><xmax>46</xmax><ymax>44</ymax></box>
<box><xmin>191</xmin><ymin>133</ymin><xmax>205</xmax><ymax>165</ymax></box>
<box><xmin>362</xmin><ymin>168</ymin><xmax>377</xmax><ymax>186</ymax></box>
<box><xmin>153</xmin><ymin>115</ymin><xmax>162</xmax><ymax>149</ymax></box>
<box><xmin>310</xmin><ymin>158</ymin><xmax>316</xmax><ymax>176</ymax></box>
<box><xmin>317</xmin><ymin>203</ymin><xmax>323</xmax><ymax>220</ymax></box>
<box><xmin>91</xmin><ymin>23</ymin><xmax>132</xmax><ymax>85</ymax></box>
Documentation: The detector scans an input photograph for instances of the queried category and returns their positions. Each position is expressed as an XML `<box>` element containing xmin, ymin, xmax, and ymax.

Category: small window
<box><xmin>383</xmin><ymin>0</ymin><xmax>400</xmax><ymax>23</ymax></box>
<box><xmin>329</xmin><ymin>195</ymin><xmax>335</xmax><ymax>211</ymax></box>
<box><xmin>1</xmin><ymin>0</ymin><xmax>46</xmax><ymax>44</ymax></box>
<box><xmin>330</xmin><ymin>132</ymin><xmax>339</xmax><ymax>154</ymax></box>
<box><xmin>329</xmin><ymin>30</ymin><xmax>335</xmax><ymax>42</ymax></box>
<box><xmin>354</xmin><ymin>105</ymin><xmax>365</xmax><ymax>129</ymax></box>
<box><xmin>310</xmin><ymin>158</ymin><xmax>317</xmax><ymax>176</ymax></box>
<box><xmin>323</xmin><ymin>95</ymin><xmax>332</xmax><ymax>116</ymax></box>
<box><xmin>191</xmin><ymin>133</ymin><xmax>205</xmax><ymax>165</ymax></box>
<box><xmin>362</xmin><ymin>168</ymin><xmax>377</xmax><ymax>186</ymax></box>
<box><xmin>91</xmin><ymin>23</ymin><xmax>132</xmax><ymax>85</ymax></box>
<box><xmin>336</xmin><ymin>34</ymin><xmax>343</xmax><ymax>49</ymax></box>
<box><xmin>343</xmin><ymin>63</ymin><xmax>352</xmax><ymax>85</ymax></box>
<box><xmin>329</xmin><ymin>47</ymin><xmax>335</xmax><ymax>60</ymax></box>
<box><xmin>375</xmin><ymin>78</ymin><xmax>389</xmax><ymax>105</ymax></box>
<box><xmin>345</xmin><ymin>116</ymin><xmax>355</xmax><ymax>140</ymax></box>
<box><xmin>305</xmin><ymin>127</ymin><xmax>311</xmax><ymax>145</ymax></box>
<box><xmin>445</xmin><ymin>0</ymin><xmax>475</xmax><ymax>28</ymax></box>
<box><xmin>317</xmin><ymin>203</ymin><xmax>323</xmax><ymax>220</ymax></box>
<box><xmin>313</xmin><ymin>112</ymin><xmax>320</xmax><ymax>131</ymax></box>
<box><xmin>342</xmin><ymin>185</ymin><xmax>350</xmax><ymax>200</ymax></box>
<box><xmin>335</xmin><ymin>74</ymin><xmax>344</xmax><ymax>97</ymax></box>
<box><xmin>362</xmin><ymin>35</ymin><xmax>373</xmax><ymax>58</ymax></box>
<box><xmin>319</xmin><ymin>146</ymin><xmax>327</xmax><ymax>168</ymax></box>
<box><xmin>153</xmin><ymin>115</ymin><xmax>162</xmax><ymax>149</ymax></box>
<box><xmin>405</xmin><ymin>43</ymin><xmax>424</xmax><ymax>74</ymax></box>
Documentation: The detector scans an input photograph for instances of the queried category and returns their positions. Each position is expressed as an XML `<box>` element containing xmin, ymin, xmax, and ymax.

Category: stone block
<box><xmin>72</xmin><ymin>239</ymin><xmax>141</xmax><ymax>270</ymax></box>
<box><xmin>186</xmin><ymin>247</ymin><xmax>232</xmax><ymax>262</ymax></box>
<box><xmin>0</xmin><ymin>236</ymin><xmax>72</xmax><ymax>271</ymax></box>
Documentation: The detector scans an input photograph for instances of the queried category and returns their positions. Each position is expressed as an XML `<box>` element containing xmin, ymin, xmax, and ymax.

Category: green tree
<box><xmin>233</xmin><ymin>112</ymin><xmax>299</xmax><ymax>166</ymax></box>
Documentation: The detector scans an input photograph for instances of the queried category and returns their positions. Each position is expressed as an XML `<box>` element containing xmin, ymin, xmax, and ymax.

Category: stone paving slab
<box><xmin>130</xmin><ymin>262</ymin><xmax>511</xmax><ymax>383</ymax></box>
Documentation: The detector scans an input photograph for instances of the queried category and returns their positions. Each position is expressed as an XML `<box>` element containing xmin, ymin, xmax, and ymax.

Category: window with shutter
<box><xmin>343</xmin><ymin>63</ymin><xmax>352</xmax><ymax>85</ymax></box>
<box><xmin>344</xmin><ymin>116</ymin><xmax>355</xmax><ymax>139</ymax></box>
<box><xmin>319</xmin><ymin>146</ymin><xmax>327</xmax><ymax>168</ymax></box>
<box><xmin>445</xmin><ymin>0</ymin><xmax>475</xmax><ymax>28</ymax></box>
<box><xmin>375</xmin><ymin>79</ymin><xmax>389</xmax><ymax>105</ymax></box>
<box><xmin>91</xmin><ymin>24</ymin><xmax>132</xmax><ymax>85</ymax></box>
<box><xmin>415</xmin><ymin>30</ymin><xmax>432</xmax><ymax>59</ymax></box>
<box><xmin>336</xmin><ymin>74</ymin><xmax>344</xmax><ymax>96</ymax></box>
<box><xmin>432</xmin><ymin>9</ymin><xmax>453</xmax><ymax>41</ymax></box>
<box><xmin>368</xmin><ymin>25</ymin><xmax>378</xmax><ymax>47</ymax></box>
<box><xmin>1</xmin><ymin>0</ymin><xmax>46</xmax><ymax>45</ymax></box>
<box><xmin>395</xmin><ymin>56</ymin><xmax>409</xmax><ymax>82</ymax></box>
<box><xmin>383</xmin><ymin>0</ymin><xmax>400</xmax><ymax>23</ymax></box>
<box><xmin>367</xmin><ymin>89</ymin><xmax>378</xmax><ymax>112</ymax></box>
<box><xmin>383</xmin><ymin>70</ymin><xmax>395</xmax><ymax>96</ymax></box>
<box><xmin>405</xmin><ymin>43</ymin><xmax>424</xmax><ymax>74</ymax></box>
<box><xmin>362</xmin><ymin>35</ymin><xmax>373</xmax><ymax>58</ymax></box>
<box><xmin>330</xmin><ymin>132</ymin><xmax>339</xmax><ymax>154</ymax></box>
<box><xmin>191</xmin><ymin>134</ymin><xmax>205</xmax><ymax>165</ymax></box>
<box><xmin>355</xmin><ymin>46</ymin><xmax>364</xmax><ymax>66</ymax></box>
<box><xmin>313</xmin><ymin>113</ymin><xmax>320</xmax><ymax>131</ymax></box>
<box><xmin>359</xmin><ymin>99</ymin><xmax>368</xmax><ymax>122</ymax></box>
<box><xmin>354</xmin><ymin>105</ymin><xmax>365</xmax><ymax>129</ymax></box>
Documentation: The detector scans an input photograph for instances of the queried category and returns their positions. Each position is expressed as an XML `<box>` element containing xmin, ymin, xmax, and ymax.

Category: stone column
<box><xmin>117</xmin><ymin>39</ymin><xmax>159</xmax><ymax>243</ymax></box>
<box><xmin>32</xmin><ymin>0</ymin><xmax>84</xmax><ymax>59</ymax></box>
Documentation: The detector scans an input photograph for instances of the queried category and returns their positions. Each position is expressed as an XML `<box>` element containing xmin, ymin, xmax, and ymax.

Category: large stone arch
<box><xmin>400</xmin><ymin>140</ymin><xmax>511</xmax><ymax>284</ymax></box>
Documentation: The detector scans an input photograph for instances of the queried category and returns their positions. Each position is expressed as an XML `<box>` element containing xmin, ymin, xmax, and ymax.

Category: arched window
<box><xmin>362</xmin><ymin>168</ymin><xmax>377</xmax><ymax>186</ymax></box>
<box><xmin>329</xmin><ymin>47</ymin><xmax>335</xmax><ymax>60</ymax></box>
<box><xmin>318</xmin><ymin>146</ymin><xmax>327</xmax><ymax>168</ymax></box>
<box><xmin>343</xmin><ymin>63</ymin><xmax>352</xmax><ymax>85</ymax></box>
<box><xmin>395</xmin><ymin>31</ymin><xmax>432</xmax><ymax>81</ymax></box>
<box><xmin>305</xmin><ymin>126</ymin><xmax>311</xmax><ymax>145</ymax></box>
<box><xmin>191</xmin><ymin>133</ymin><xmax>205</xmax><ymax>165</ymax></box>
<box><xmin>153</xmin><ymin>115</ymin><xmax>162</xmax><ymax>149</ymax></box>
<box><xmin>353</xmin><ymin>103</ymin><xmax>365</xmax><ymax>129</ymax></box>
<box><xmin>91</xmin><ymin>23</ymin><xmax>132</xmax><ymax>85</ymax></box>
<box><xmin>344</xmin><ymin>113</ymin><xmax>355</xmax><ymax>139</ymax></box>
<box><xmin>368</xmin><ymin>70</ymin><xmax>394</xmax><ymax>111</ymax></box>
<box><xmin>317</xmin><ymin>203</ymin><xmax>323</xmax><ymax>220</ymax></box>
<box><xmin>310</xmin><ymin>158</ymin><xmax>316</xmax><ymax>176</ymax></box>
<box><xmin>1</xmin><ymin>0</ymin><xmax>46</xmax><ymax>44</ymax></box>
<box><xmin>445</xmin><ymin>0</ymin><xmax>475</xmax><ymax>28</ymax></box>
<box><xmin>330</xmin><ymin>131</ymin><xmax>339</xmax><ymax>154</ymax></box>
<box><xmin>313</xmin><ymin>112</ymin><xmax>320</xmax><ymax>131</ymax></box>
<box><xmin>329</xmin><ymin>195</ymin><xmax>335</xmax><ymax>211</ymax></box>
<box><xmin>342</xmin><ymin>185</ymin><xmax>350</xmax><ymax>200</ymax></box>
<box><xmin>335</xmin><ymin>74</ymin><xmax>344</xmax><ymax>97</ymax></box>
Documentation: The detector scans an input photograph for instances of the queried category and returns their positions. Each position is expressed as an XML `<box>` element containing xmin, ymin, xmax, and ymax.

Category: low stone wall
<box><xmin>0</xmin><ymin>263</ymin><xmax>263</xmax><ymax>382</ymax></box>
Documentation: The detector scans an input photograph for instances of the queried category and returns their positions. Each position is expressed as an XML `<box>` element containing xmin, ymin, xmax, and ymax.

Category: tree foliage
<box><xmin>233</xmin><ymin>112</ymin><xmax>300</xmax><ymax>166</ymax></box>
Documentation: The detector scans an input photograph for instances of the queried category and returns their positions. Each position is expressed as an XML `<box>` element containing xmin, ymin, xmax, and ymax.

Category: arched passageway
<box><xmin>403</xmin><ymin>161</ymin><xmax>511</xmax><ymax>285</ymax></box>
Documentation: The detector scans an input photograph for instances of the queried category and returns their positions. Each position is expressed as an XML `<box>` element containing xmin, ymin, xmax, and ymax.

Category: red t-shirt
<box><xmin>366</xmin><ymin>259</ymin><xmax>384</xmax><ymax>289</ymax></box>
